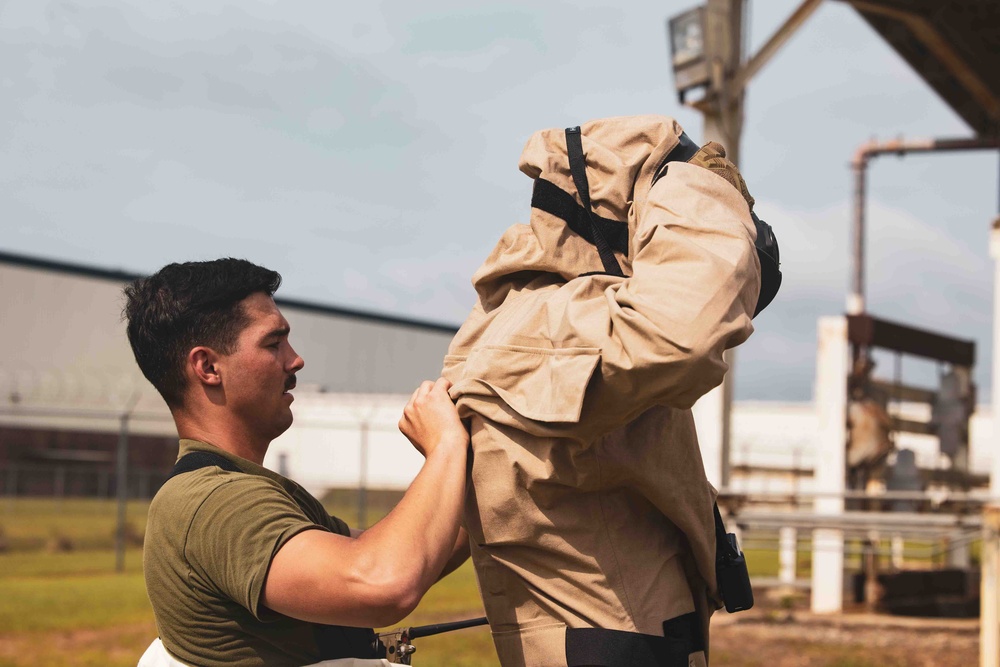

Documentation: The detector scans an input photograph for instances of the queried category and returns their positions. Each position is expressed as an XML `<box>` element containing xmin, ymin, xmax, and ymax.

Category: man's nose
<box><xmin>288</xmin><ymin>346</ymin><xmax>305</xmax><ymax>372</ymax></box>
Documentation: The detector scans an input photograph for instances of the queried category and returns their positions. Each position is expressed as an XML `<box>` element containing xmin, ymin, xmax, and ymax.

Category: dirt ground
<box><xmin>0</xmin><ymin>620</ymin><xmax>158</xmax><ymax>667</ymax></box>
<box><xmin>0</xmin><ymin>605</ymin><xmax>982</xmax><ymax>667</ymax></box>
<box><xmin>711</xmin><ymin>601</ymin><xmax>980</xmax><ymax>667</ymax></box>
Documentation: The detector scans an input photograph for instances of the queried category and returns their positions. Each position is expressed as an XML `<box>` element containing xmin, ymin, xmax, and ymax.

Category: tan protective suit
<box><xmin>442</xmin><ymin>116</ymin><xmax>761</xmax><ymax>667</ymax></box>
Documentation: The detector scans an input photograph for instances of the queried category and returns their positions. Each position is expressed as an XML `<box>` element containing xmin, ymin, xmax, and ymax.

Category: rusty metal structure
<box><xmin>846</xmin><ymin>0</ymin><xmax>999</xmax><ymax>139</ymax></box>
<box><xmin>669</xmin><ymin>0</ymin><xmax>1000</xmax><ymax>645</ymax></box>
<box><xmin>840</xmin><ymin>1</ymin><xmax>1000</xmax><ymax>312</ymax></box>
<box><xmin>837</xmin><ymin>2</ymin><xmax>999</xmax><ymax>625</ymax></box>
<box><xmin>836</xmin><ymin>0</ymin><xmax>999</xmax><ymax>502</ymax></box>
<box><xmin>665</xmin><ymin>2</ymin><xmax>1000</xmax><ymax>661</ymax></box>
<box><xmin>667</xmin><ymin>0</ymin><xmax>1000</xmax><ymax>493</ymax></box>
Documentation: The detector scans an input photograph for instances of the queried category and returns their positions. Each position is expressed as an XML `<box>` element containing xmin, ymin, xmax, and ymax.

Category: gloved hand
<box><xmin>687</xmin><ymin>141</ymin><xmax>755</xmax><ymax>212</ymax></box>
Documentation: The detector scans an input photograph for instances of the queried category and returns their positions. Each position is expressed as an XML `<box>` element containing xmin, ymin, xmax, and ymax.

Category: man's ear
<box><xmin>189</xmin><ymin>347</ymin><xmax>222</xmax><ymax>388</ymax></box>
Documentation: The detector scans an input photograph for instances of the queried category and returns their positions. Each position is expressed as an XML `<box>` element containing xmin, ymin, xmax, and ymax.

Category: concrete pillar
<box><xmin>982</xmin><ymin>505</ymin><xmax>1000</xmax><ymax>667</ymax></box>
<box><xmin>779</xmin><ymin>526</ymin><xmax>798</xmax><ymax>585</ymax></box>
<box><xmin>812</xmin><ymin>316</ymin><xmax>849</xmax><ymax>613</ymax></box>
<box><xmin>990</xmin><ymin>220</ymin><xmax>1000</xmax><ymax>498</ymax></box>
<box><xmin>947</xmin><ymin>527</ymin><xmax>972</xmax><ymax>569</ymax></box>
<box><xmin>986</xmin><ymin>220</ymin><xmax>1000</xmax><ymax>667</ymax></box>
<box><xmin>891</xmin><ymin>534</ymin><xmax>905</xmax><ymax>570</ymax></box>
<box><xmin>693</xmin><ymin>385</ymin><xmax>726</xmax><ymax>488</ymax></box>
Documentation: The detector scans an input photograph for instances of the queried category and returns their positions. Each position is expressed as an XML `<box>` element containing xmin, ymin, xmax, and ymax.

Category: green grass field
<box><xmin>0</xmin><ymin>496</ymin><xmax>495</xmax><ymax>666</ymax></box>
<box><xmin>0</xmin><ymin>546</ymin><xmax>491</xmax><ymax>667</ymax></box>
<box><xmin>0</xmin><ymin>498</ymin><xmax>150</xmax><ymax>552</ymax></box>
<box><xmin>0</xmin><ymin>497</ymin><xmax>973</xmax><ymax>666</ymax></box>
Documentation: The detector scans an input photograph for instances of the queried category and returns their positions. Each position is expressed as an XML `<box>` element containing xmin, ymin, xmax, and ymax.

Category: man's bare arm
<box><xmin>261</xmin><ymin>379</ymin><xmax>469</xmax><ymax>628</ymax></box>
<box><xmin>437</xmin><ymin>527</ymin><xmax>470</xmax><ymax>581</ymax></box>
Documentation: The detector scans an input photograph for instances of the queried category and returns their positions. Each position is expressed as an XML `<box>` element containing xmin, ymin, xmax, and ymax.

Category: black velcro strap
<box><xmin>662</xmin><ymin>611</ymin><xmax>705</xmax><ymax>654</ymax></box>
<box><xmin>531</xmin><ymin>178</ymin><xmax>629</xmax><ymax>255</ymax></box>
<box><xmin>167</xmin><ymin>451</ymin><xmax>241</xmax><ymax>481</ymax></box>
<box><xmin>565</xmin><ymin>623</ymin><xmax>694</xmax><ymax>667</ymax></box>
<box><xmin>651</xmin><ymin>131</ymin><xmax>700</xmax><ymax>186</ymax></box>
<box><xmin>565</xmin><ymin>126</ymin><xmax>625</xmax><ymax>277</ymax></box>
<box><xmin>315</xmin><ymin>624</ymin><xmax>379</xmax><ymax>660</ymax></box>
<box><xmin>714</xmin><ymin>502</ymin><xmax>739</xmax><ymax>561</ymax></box>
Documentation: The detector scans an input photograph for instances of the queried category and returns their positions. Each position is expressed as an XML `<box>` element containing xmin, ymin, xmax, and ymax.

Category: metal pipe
<box><xmin>849</xmin><ymin>145</ymin><xmax>869</xmax><ymax>314</ymax></box>
<box><xmin>408</xmin><ymin>617</ymin><xmax>489</xmax><ymax>640</ymax></box>
<box><xmin>736</xmin><ymin>509</ymin><xmax>981</xmax><ymax>531</ymax></box>
<box><xmin>849</xmin><ymin>135</ymin><xmax>1000</xmax><ymax>314</ymax></box>
<box><xmin>719</xmin><ymin>487</ymin><xmax>996</xmax><ymax>503</ymax></box>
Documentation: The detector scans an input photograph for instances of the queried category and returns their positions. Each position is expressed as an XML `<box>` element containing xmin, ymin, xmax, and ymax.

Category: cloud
<box><xmin>399</xmin><ymin>7</ymin><xmax>545</xmax><ymax>55</ymax></box>
<box><xmin>1</xmin><ymin>0</ymin><xmax>996</xmax><ymax>403</ymax></box>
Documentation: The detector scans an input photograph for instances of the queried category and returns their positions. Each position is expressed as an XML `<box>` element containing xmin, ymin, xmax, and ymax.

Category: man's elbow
<box><xmin>666</xmin><ymin>331</ymin><xmax>742</xmax><ymax>409</ymax></box>
<box><xmin>368</xmin><ymin>577</ymin><xmax>424</xmax><ymax>626</ymax></box>
<box><xmin>346</xmin><ymin>557</ymin><xmax>425</xmax><ymax>627</ymax></box>
<box><xmin>359</xmin><ymin>588</ymin><xmax>423</xmax><ymax>628</ymax></box>
<box><xmin>669</xmin><ymin>356</ymin><xmax>727</xmax><ymax>410</ymax></box>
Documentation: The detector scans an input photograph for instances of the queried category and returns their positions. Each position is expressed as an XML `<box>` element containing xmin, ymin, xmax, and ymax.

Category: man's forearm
<box><xmin>356</xmin><ymin>442</ymin><xmax>467</xmax><ymax>607</ymax></box>
<box><xmin>437</xmin><ymin>527</ymin><xmax>471</xmax><ymax>581</ymax></box>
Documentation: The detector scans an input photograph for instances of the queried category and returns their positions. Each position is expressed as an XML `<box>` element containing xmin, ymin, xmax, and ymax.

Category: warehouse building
<box><xmin>0</xmin><ymin>250</ymin><xmax>456</xmax><ymax>497</ymax></box>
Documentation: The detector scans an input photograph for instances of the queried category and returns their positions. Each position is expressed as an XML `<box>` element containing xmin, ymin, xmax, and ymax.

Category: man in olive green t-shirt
<box><xmin>125</xmin><ymin>259</ymin><xmax>470</xmax><ymax>666</ymax></box>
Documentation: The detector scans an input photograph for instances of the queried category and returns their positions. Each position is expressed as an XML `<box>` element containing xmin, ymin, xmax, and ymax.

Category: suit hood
<box><xmin>472</xmin><ymin>115</ymin><xmax>690</xmax><ymax>310</ymax></box>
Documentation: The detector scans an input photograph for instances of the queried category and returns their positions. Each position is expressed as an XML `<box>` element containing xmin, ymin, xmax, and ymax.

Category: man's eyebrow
<box><xmin>263</xmin><ymin>326</ymin><xmax>290</xmax><ymax>340</ymax></box>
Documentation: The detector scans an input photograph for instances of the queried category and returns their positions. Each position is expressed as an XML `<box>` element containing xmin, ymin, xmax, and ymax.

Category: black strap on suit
<box><xmin>565</xmin><ymin>126</ymin><xmax>626</xmax><ymax>277</ymax></box>
<box><xmin>534</xmin><ymin>129</ymin><xmax>702</xmax><ymax>278</ymax></box>
<box><xmin>565</xmin><ymin>611</ymin><xmax>705</xmax><ymax>667</ymax></box>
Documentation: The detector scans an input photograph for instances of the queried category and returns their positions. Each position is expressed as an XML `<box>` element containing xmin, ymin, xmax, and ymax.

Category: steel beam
<box><xmin>733</xmin><ymin>0</ymin><xmax>824</xmax><ymax>93</ymax></box>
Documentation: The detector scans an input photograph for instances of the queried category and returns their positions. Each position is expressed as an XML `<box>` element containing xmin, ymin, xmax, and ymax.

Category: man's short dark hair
<box><xmin>123</xmin><ymin>258</ymin><xmax>282</xmax><ymax>407</ymax></box>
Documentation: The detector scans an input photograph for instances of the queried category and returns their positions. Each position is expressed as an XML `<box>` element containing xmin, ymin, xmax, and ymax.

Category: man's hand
<box><xmin>398</xmin><ymin>378</ymin><xmax>469</xmax><ymax>458</ymax></box>
<box><xmin>687</xmin><ymin>141</ymin><xmax>755</xmax><ymax>211</ymax></box>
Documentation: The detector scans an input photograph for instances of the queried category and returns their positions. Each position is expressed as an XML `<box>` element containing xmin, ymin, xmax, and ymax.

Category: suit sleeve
<box><xmin>449</xmin><ymin>161</ymin><xmax>760</xmax><ymax>441</ymax></box>
<box><xmin>577</xmin><ymin>161</ymin><xmax>760</xmax><ymax>430</ymax></box>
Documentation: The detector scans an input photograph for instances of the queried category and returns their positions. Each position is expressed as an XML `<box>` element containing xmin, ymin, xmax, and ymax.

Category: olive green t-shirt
<box><xmin>144</xmin><ymin>439</ymin><xmax>357</xmax><ymax>666</ymax></box>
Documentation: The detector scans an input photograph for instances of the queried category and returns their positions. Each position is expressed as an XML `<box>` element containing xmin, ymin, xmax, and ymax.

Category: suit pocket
<box><xmin>459</xmin><ymin>344</ymin><xmax>601</xmax><ymax>423</ymax></box>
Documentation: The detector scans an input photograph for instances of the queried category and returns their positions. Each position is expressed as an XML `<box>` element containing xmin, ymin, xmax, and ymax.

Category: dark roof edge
<box><xmin>0</xmin><ymin>249</ymin><xmax>141</xmax><ymax>283</ymax></box>
<box><xmin>0</xmin><ymin>250</ymin><xmax>460</xmax><ymax>335</ymax></box>
<box><xmin>274</xmin><ymin>297</ymin><xmax>459</xmax><ymax>334</ymax></box>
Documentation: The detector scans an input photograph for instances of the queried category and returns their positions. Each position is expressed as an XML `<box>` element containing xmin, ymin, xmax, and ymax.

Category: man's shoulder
<box><xmin>150</xmin><ymin>467</ymin><xmax>287</xmax><ymax>522</ymax></box>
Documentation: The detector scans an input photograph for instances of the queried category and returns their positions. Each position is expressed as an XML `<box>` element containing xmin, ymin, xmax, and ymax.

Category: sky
<box><xmin>1</xmin><ymin>0</ymin><xmax>997</xmax><ymax>402</ymax></box>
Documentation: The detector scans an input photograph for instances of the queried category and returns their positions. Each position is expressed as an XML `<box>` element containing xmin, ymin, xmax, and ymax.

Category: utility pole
<box><xmin>669</xmin><ymin>0</ymin><xmax>823</xmax><ymax>488</ymax></box>
<box><xmin>696</xmin><ymin>0</ymin><xmax>746</xmax><ymax>165</ymax></box>
<box><xmin>694</xmin><ymin>0</ymin><xmax>745</xmax><ymax>490</ymax></box>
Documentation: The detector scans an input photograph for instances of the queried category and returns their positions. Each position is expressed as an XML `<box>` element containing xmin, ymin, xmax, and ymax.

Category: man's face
<box><xmin>219</xmin><ymin>292</ymin><xmax>305</xmax><ymax>441</ymax></box>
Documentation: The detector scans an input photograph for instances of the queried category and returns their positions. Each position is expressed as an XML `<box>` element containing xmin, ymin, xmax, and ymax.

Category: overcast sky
<box><xmin>2</xmin><ymin>0</ymin><xmax>997</xmax><ymax>402</ymax></box>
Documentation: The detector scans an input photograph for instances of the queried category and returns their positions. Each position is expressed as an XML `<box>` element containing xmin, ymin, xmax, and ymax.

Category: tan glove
<box><xmin>687</xmin><ymin>141</ymin><xmax>755</xmax><ymax>211</ymax></box>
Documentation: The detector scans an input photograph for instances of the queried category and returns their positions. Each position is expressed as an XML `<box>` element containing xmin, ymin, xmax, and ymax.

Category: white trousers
<box><xmin>138</xmin><ymin>638</ymin><xmax>403</xmax><ymax>667</ymax></box>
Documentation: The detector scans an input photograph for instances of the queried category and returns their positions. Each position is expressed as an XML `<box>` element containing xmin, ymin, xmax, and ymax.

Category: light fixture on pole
<box><xmin>666</xmin><ymin>6</ymin><xmax>709</xmax><ymax>104</ymax></box>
